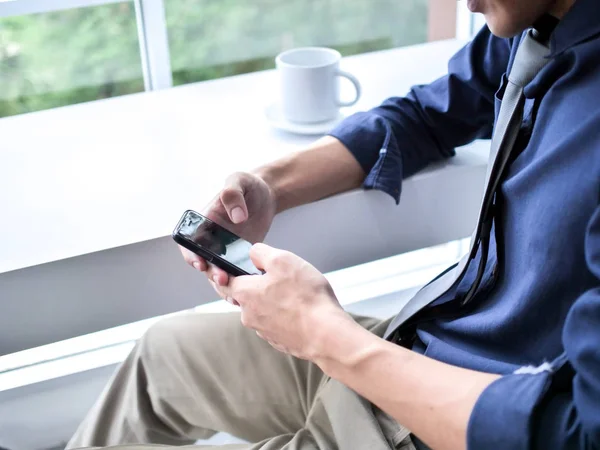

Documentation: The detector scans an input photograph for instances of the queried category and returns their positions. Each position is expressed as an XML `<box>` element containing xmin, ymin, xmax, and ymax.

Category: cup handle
<box><xmin>335</xmin><ymin>70</ymin><xmax>361</xmax><ymax>107</ymax></box>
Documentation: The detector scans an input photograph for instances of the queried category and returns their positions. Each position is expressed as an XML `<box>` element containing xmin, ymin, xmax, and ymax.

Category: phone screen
<box><xmin>177</xmin><ymin>210</ymin><xmax>261</xmax><ymax>275</ymax></box>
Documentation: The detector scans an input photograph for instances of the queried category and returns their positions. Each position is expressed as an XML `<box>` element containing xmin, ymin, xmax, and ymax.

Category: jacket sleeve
<box><xmin>468</xmin><ymin>203</ymin><xmax>600</xmax><ymax>449</ymax></box>
<box><xmin>329</xmin><ymin>26</ymin><xmax>511</xmax><ymax>203</ymax></box>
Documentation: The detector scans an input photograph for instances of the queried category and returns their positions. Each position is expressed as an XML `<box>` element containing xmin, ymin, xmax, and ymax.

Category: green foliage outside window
<box><xmin>0</xmin><ymin>3</ymin><xmax>143</xmax><ymax>118</ymax></box>
<box><xmin>0</xmin><ymin>0</ymin><xmax>427</xmax><ymax>118</ymax></box>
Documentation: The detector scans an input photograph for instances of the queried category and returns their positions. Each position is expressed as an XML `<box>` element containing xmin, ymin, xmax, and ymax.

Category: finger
<box><xmin>206</xmin><ymin>264</ymin><xmax>230</xmax><ymax>287</ymax></box>
<box><xmin>249</xmin><ymin>243</ymin><xmax>278</xmax><ymax>271</ymax></box>
<box><xmin>225</xmin><ymin>275</ymin><xmax>262</xmax><ymax>305</ymax></box>
<box><xmin>209</xmin><ymin>281</ymin><xmax>240</xmax><ymax>306</ymax></box>
<box><xmin>179</xmin><ymin>246</ymin><xmax>208</xmax><ymax>272</ymax></box>
<box><xmin>220</xmin><ymin>175</ymin><xmax>249</xmax><ymax>224</ymax></box>
<box><xmin>210</xmin><ymin>281</ymin><xmax>240</xmax><ymax>306</ymax></box>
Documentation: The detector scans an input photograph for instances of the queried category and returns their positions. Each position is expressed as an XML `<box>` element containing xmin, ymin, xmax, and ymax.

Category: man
<box><xmin>68</xmin><ymin>0</ymin><xmax>600</xmax><ymax>448</ymax></box>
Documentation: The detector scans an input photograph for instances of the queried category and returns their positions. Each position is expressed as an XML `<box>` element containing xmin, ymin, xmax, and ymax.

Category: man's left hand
<box><xmin>215</xmin><ymin>243</ymin><xmax>358</xmax><ymax>361</ymax></box>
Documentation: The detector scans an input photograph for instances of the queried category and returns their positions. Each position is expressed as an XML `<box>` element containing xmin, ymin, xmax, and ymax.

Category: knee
<box><xmin>136</xmin><ymin>311</ymin><xmax>242</xmax><ymax>367</ymax></box>
<box><xmin>138</xmin><ymin>314</ymin><xmax>186</xmax><ymax>360</ymax></box>
<box><xmin>131</xmin><ymin>313</ymin><xmax>205</xmax><ymax>387</ymax></box>
<box><xmin>138</xmin><ymin>313</ymin><xmax>199</xmax><ymax>363</ymax></box>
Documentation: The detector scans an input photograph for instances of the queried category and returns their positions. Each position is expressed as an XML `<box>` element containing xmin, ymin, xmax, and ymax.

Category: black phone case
<box><xmin>172</xmin><ymin>231</ymin><xmax>250</xmax><ymax>277</ymax></box>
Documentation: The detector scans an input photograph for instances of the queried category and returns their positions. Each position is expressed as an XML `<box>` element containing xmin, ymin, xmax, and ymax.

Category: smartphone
<box><xmin>173</xmin><ymin>210</ymin><xmax>262</xmax><ymax>276</ymax></box>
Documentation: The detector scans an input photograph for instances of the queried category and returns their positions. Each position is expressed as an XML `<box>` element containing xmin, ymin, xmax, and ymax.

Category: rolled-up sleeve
<box><xmin>468</xmin><ymin>203</ymin><xmax>600</xmax><ymax>449</ymax></box>
<box><xmin>329</xmin><ymin>26</ymin><xmax>510</xmax><ymax>203</ymax></box>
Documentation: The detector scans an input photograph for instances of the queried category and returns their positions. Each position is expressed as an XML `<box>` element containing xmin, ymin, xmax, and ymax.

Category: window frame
<box><xmin>0</xmin><ymin>0</ymin><xmax>174</xmax><ymax>91</ymax></box>
<box><xmin>134</xmin><ymin>0</ymin><xmax>172</xmax><ymax>90</ymax></box>
<box><xmin>456</xmin><ymin>0</ymin><xmax>477</xmax><ymax>40</ymax></box>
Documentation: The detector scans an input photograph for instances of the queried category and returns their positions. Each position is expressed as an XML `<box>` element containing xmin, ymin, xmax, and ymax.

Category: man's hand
<box><xmin>218</xmin><ymin>246</ymin><xmax>497</xmax><ymax>450</ymax></box>
<box><xmin>179</xmin><ymin>172</ymin><xmax>277</xmax><ymax>286</ymax></box>
<box><xmin>210</xmin><ymin>247</ymin><xmax>500</xmax><ymax>450</ymax></box>
<box><xmin>217</xmin><ymin>243</ymin><xmax>359</xmax><ymax>361</ymax></box>
<box><xmin>180</xmin><ymin>136</ymin><xmax>364</xmax><ymax>301</ymax></box>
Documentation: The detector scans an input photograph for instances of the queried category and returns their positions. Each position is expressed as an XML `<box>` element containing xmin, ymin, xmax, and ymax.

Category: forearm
<box><xmin>254</xmin><ymin>136</ymin><xmax>365</xmax><ymax>213</ymax></box>
<box><xmin>315</xmin><ymin>321</ymin><xmax>499</xmax><ymax>450</ymax></box>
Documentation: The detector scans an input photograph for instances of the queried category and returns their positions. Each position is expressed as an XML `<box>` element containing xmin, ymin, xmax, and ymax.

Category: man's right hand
<box><xmin>179</xmin><ymin>136</ymin><xmax>364</xmax><ymax>290</ymax></box>
<box><xmin>179</xmin><ymin>171</ymin><xmax>277</xmax><ymax>287</ymax></box>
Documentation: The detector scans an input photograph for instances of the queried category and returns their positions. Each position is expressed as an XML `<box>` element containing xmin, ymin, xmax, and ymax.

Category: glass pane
<box><xmin>0</xmin><ymin>2</ymin><xmax>144</xmax><ymax>118</ymax></box>
<box><xmin>166</xmin><ymin>0</ymin><xmax>429</xmax><ymax>86</ymax></box>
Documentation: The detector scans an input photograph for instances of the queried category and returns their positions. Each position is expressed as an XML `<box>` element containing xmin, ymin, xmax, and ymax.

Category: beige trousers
<box><xmin>67</xmin><ymin>312</ymin><xmax>414</xmax><ymax>450</ymax></box>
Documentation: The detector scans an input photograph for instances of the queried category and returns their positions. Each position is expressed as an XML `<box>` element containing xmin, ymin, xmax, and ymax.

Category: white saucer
<box><xmin>264</xmin><ymin>103</ymin><xmax>346</xmax><ymax>136</ymax></box>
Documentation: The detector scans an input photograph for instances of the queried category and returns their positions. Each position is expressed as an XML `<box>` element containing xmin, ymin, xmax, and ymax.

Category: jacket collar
<box><xmin>550</xmin><ymin>0</ymin><xmax>600</xmax><ymax>55</ymax></box>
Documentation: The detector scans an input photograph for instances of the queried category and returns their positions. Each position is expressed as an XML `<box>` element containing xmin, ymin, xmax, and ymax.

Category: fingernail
<box><xmin>231</xmin><ymin>206</ymin><xmax>244</xmax><ymax>224</ymax></box>
<box><xmin>226</xmin><ymin>296</ymin><xmax>234</xmax><ymax>304</ymax></box>
<box><xmin>213</xmin><ymin>275</ymin><xmax>219</xmax><ymax>285</ymax></box>
<box><xmin>193</xmin><ymin>262</ymin><xmax>200</xmax><ymax>270</ymax></box>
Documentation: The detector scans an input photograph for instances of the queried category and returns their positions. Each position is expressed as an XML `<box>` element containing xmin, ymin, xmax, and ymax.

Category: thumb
<box><xmin>220</xmin><ymin>179</ymin><xmax>248</xmax><ymax>224</ymax></box>
<box><xmin>249</xmin><ymin>243</ymin><xmax>277</xmax><ymax>271</ymax></box>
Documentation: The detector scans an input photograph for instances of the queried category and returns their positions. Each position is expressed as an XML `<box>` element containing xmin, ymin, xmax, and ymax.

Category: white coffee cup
<box><xmin>275</xmin><ymin>47</ymin><xmax>361</xmax><ymax>124</ymax></box>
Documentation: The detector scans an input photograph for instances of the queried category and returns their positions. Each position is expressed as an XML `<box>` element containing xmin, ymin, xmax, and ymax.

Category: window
<box><xmin>165</xmin><ymin>0</ymin><xmax>429</xmax><ymax>86</ymax></box>
<box><xmin>0</xmin><ymin>2</ymin><xmax>144</xmax><ymax>118</ymax></box>
<box><xmin>0</xmin><ymin>0</ymin><xmax>465</xmax><ymax>118</ymax></box>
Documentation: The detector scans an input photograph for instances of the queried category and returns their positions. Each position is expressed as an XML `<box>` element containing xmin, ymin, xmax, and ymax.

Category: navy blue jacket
<box><xmin>330</xmin><ymin>1</ymin><xmax>600</xmax><ymax>448</ymax></box>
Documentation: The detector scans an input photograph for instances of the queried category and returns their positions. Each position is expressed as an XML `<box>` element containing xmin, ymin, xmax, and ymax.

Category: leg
<box><xmin>68</xmin><ymin>312</ymin><xmax>386</xmax><ymax>448</ymax></box>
